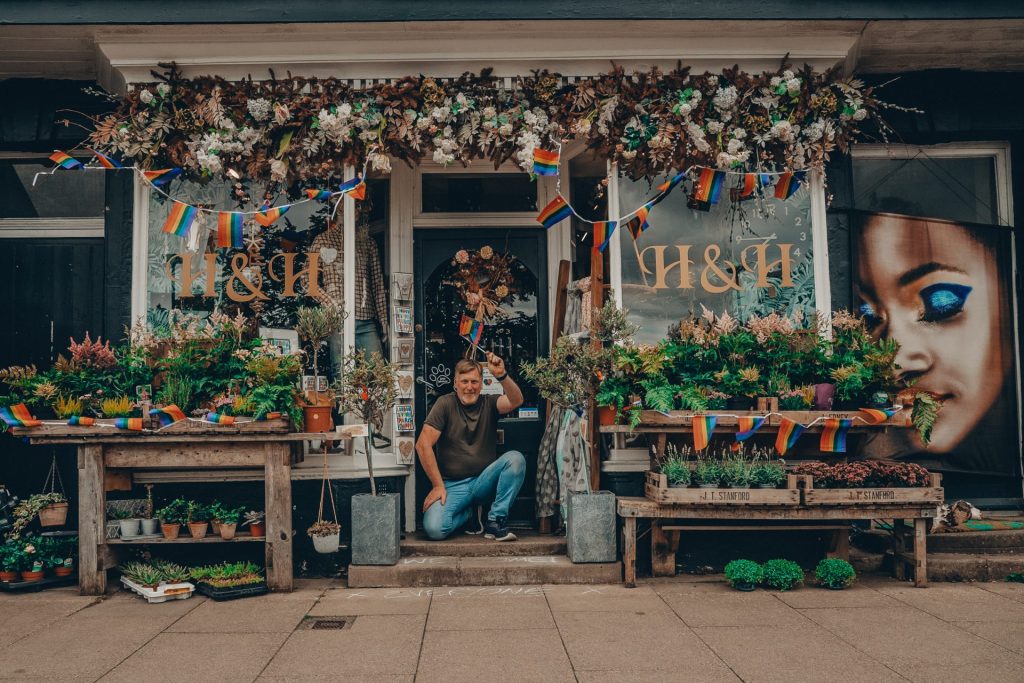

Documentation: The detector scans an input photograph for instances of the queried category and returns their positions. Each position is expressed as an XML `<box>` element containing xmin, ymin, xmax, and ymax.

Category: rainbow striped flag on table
<box><xmin>205</xmin><ymin>412</ymin><xmax>236</xmax><ymax>425</ymax></box>
<box><xmin>692</xmin><ymin>415</ymin><xmax>717</xmax><ymax>451</ymax></box>
<box><xmin>149</xmin><ymin>405</ymin><xmax>187</xmax><ymax>428</ymax></box>
<box><xmin>161</xmin><ymin>201</ymin><xmax>198</xmax><ymax>237</ymax></box>
<box><xmin>693</xmin><ymin>167</ymin><xmax>726</xmax><ymax>205</ymax></box>
<box><xmin>532</xmin><ymin>148</ymin><xmax>560</xmax><ymax>176</ymax></box>
<box><xmin>774</xmin><ymin>417</ymin><xmax>805</xmax><ymax>455</ymax></box>
<box><xmin>254</xmin><ymin>204</ymin><xmax>290</xmax><ymax>227</ymax></box>
<box><xmin>820</xmin><ymin>418</ymin><xmax>854</xmax><ymax>453</ymax></box>
<box><xmin>858</xmin><ymin>407</ymin><xmax>899</xmax><ymax>425</ymax></box>
<box><xmin>338</xmin><ymin>177</ymin><xmax>367</xmax><ymax>200</ymax></box>
<box><xmin>625</xmin><ymin>204</ymin><xmax>651</xmax><ymax>239</ymax></box>
<box><xmin>67</xmin><ymin>416</ymin><xmax>96</xmax><ymax>426</ymax></box>
<box><xmin>773</xmin><ymin>171</ymin><xmax>806</xmax><ymax>200</ymax></box>
<box><xmin>536</xmin><ymin>195</ymin><xmax>572</xmax><ymax>229</ymax></box>
<box><xmin>216</xmin><ymin>212</ymin><xmax>244</xmax><ymax>248</ymax></box>
<box><xmin>143</xmin><ymin>168</ymin><xmax>182</xmax><ymax>186</ymax></box>
<box><xmin>48</xmin><ymin>151</ymin><xmax>82</xmax><ymax>170</ymax></box>
<box><xmin>304</xmin><ymin>189</ymin><xmax>333</xmax><ymax>201</ymax></box>
<box><xmin>0</xmin><ymin>404</ymin><xmax>42</xmax><ymax>428</ymax></box>
<box><xmin>114</xmin><ymin>418</ymin><xmax>144</xmax><ymax>431</ymax></box>
<box><xmin>592</xmin><ymin>220</ymin><xmax>617</xmax><ymax>253</ymax></box>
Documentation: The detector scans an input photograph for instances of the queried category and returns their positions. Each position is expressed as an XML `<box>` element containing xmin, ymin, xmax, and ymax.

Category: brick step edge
<box><xmin>896</xmin><ymin>551</ymin><xmax>1024</xmax><ymax>582</ymax></box>
<box><xmin>401</xmin><ymin>539</ymin><xmax>567</xmax><ymax>558</ymax></box>
<box><xmin>348</xmin><ymin>555</ymin><xmax>621</xmax><ymax>588</ymax></box>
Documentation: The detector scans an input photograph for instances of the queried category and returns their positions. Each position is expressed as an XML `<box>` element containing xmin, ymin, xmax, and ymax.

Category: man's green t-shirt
<box><xmin>423</xmin><ymin>392</ymin><xmax>501</xmax><ymax>480</ymax></box>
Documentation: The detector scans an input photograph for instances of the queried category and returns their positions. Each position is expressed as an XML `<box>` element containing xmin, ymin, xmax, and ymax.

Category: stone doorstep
<box><xmin>927</xmin><ymin>529</ymin><xmax>1024</xmax><ymax>553</ymax></box>
<box><xmin>896</xmin><ymin>551</ymin><xmax>1024</xmax><ymax>582</ymax></box>
<box><xmin>402</xmin><ymin>531</ymin><xmax>567</xmax><ymax>558</ymax></box>
<box><xmin>348</xmin><ymin>555</ymin><xmax>621</xmax><ymax>588</ymax></box>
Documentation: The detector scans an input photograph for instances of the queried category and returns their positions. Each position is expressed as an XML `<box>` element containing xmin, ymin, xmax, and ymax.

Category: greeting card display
<box><xmin>396</xmin><ymin>340</ymin><xmax>414</xmax><ymax>365</ymax></box>
<box><xmin>391</xmin><ymin>272</ymin><xmax>414</xmax><ymax>301</ymax></box>
<box><xmin>394</xmin><ymin>306</ymin><xmax>414</xmax><ymax>335</ymax></box>
<box><xmin>395</xmin><ymin>371</ymin><xmax>414</xmax><ymax>398</ymax></box>
<box><xmin>396</xmin><ymin>437</ymin><xmax>415</xmax><ymax>465</ymax></box>
<box><xmin>394</xmin><ymin>405</ymin><xmax>415</xmax><ymax>432</ymax></box>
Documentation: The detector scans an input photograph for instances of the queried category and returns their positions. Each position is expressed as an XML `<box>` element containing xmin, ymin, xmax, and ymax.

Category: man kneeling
<box><xmin>416</xmin><ymin>353</ymin><xmax>525</xmax><ymax>541</ymax></box>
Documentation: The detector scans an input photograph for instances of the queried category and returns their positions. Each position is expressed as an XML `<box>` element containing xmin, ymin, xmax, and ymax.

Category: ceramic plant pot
<box><xmin>303</xmin><ymin>406</ymin><xmax>334</xmax><ymax>433</ymax></box>
<box><xmin>20</xmin><ymin>570</ymin><xmax>44</xmax><ymax>582</ymax></box>
<box><xmin>248</xmin><ymin>521</ymin><xmax>265</xmax><ymax>538</ymax></box>
<box><xmin>733</xmin><ymin>582</ymin><xmax>757</xmax><ymax>592</ymax></box>
<box><xmin>54</xmin><ymin>566</ymin><xmax>73</xmax><ymax>577</ymax></box>
<box><xmin>0</xmin><ymin>571</ymin><xmax>17</xmax><ymax>582</ymax></box>
<box><xmin>219</xmin><ymin>523</ymin><xmax>237</xmax><ymax>540</ymax></box>
<box><xmin>311</xmin><ymin>532</ymin><xmax>341</xmax><ymax>554</ymax></box>
<box><xmin>210</xmin><ymin>520</ymin><xmax>222</xmax><ymax>535</ymax></box>
<box><xmin>140</xmin><ymin>518</ymin><xmax>159</xmax><ymax>535</ymax></box>
<box><xmin>161</xmin><ymin>522</ymin><xmax>181</xmax><ymax>540</ymax></box>
<box><xmin>118</xmin><ymin>518</ymin><xmax>141</xmax><ymax>538</ymax></box>
<box><xmin>187</xmin><ymin>522</ymin><xmax>209</xmax><ymax>539</ymax></box>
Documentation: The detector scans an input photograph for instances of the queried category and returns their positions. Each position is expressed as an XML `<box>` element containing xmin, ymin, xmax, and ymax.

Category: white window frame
<box><xmin>0</xmin><ymin>153</ymin><xmax>104</xmax><ymax>239</ymax></box>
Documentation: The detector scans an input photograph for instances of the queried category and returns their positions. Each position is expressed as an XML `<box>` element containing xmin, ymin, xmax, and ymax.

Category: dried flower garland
<box><xmin>85</xmin><ymin>62</ymin><xmax>897</xmax><ymax>187</ymax></box>
<box><xmin>445</xmin><ymin>246</ymin><xmax>519</xmax><ymax>321</ymax></box>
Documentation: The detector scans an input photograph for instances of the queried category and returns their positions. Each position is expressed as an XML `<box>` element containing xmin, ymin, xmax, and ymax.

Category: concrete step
<box><xmin>927</xmin><ymin>529</ymin><xmax>1024</xmax><ymax>554</ymax></box>
<box><xmin>348</xmin><ymin>555</ymin><xmax>621</xmax><ymax>588</ymax></box>
<box><xmin>401</xmin><ymin>531</ymin><xmax>566</xmax><ymax>557</ymax></box>
<box><xmin>896</xmin><ymin>551</ymin><xmax>1024</xmax><ymax>582</ymax></box>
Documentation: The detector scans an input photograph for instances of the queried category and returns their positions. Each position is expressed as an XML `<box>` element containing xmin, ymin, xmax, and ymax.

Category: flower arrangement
<box><xmin>446</xmin><ymin>246</ymin><xmax>520</xmax><ymax>321</ymax></box>
<box><xmin>791</xmin><ymin>460</ymin><xmax>932</xmax><ymax>488</ymax></box>
<box><xmin>84</xmin><ymin>63</ymin><xmax>896</xmax><ymax>187</ymax></box>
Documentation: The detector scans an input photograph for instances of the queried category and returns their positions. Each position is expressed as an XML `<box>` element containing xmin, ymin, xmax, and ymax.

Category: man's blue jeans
<box><xmin>422</xmin><ymin>451</ymin><xmax>526</xmax><ymax>540</ymax></box>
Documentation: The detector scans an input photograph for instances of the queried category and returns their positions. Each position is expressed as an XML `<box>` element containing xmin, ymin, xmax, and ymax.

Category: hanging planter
<box><xmin>308</xmin><ymin>442</ymin><xmax>342</xmax><ymax>554</ymax></box>
<box><xmin>39</xmin><ymin>501</ymin><xmax>69</xmax><ymax>527</ymax></box>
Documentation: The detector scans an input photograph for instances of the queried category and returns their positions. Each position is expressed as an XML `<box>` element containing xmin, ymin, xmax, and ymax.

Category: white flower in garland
<box><xmin>713</xmin><ymin>86</ymin><xmax>738</xmax><ymax>112</ymax></box>
<box><xmin>139</xmin><ymin>89</ymin><xmax>154</xmax><ymax>105</ymax></box>
<box><xmin>338</xmin><ymin>102</ymin><xmax>353</xmax><ymax>118</ymax></box>
<box><xmin>852</xmin><ymin>109</ymin><xmax>868</xmax><ymax>121</ymax></box>
<box><xmin>706</xmin><ymin>120</ymin><xmax>725</xmax><ymax>134</ymax></box>
<box><xmin>273</xmin><ymin>103</ymin><xmax>291</xmax><ymax>125</ymax></box>
<box><xmin>368</xmin><ymin>151</ymin><xmax>392</xmax><ymax>173</ymax></box>
<box><xmin>482</xmin><ymin>106</ymin><xmax>497</xmax><ymax>119</ymax></box>
<box><xmin>770</xmin><ymin>119</ymin><xmax>796</xmax><ymax>142</ymax></box>
<box><xmin>804</xmin><ymin>120</ymin><xmax>826</xmax><ymax>142</ymax></box>
<box><xmin>156</xmin><ymin>83</ymin><xmax>170</xmax><ymax>97</ymax></box>
<box><xmin>247</xmin><ymin>98</ymin><xmax>272</xmax><ymax>121</ymax></box>
<box><xmin>786</xmin><ymin>78</ymin><xmax>802</xmax><ymax>96</ymax></box>
<box><xmin>270</xmin><ymin>159</ymin><xmax>288</xmax><ymax>182</ymax></box>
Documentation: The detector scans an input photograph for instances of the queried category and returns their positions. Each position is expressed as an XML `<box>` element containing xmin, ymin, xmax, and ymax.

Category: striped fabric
<box><xmin>216</xmin><ymin>212</ymin><xmax>244</xmax><ymax>248</ymax></box>
<box><xmin>161</xmin><ymin>201</ymin><xmax>198</xmax><ymax>237</ymax></box>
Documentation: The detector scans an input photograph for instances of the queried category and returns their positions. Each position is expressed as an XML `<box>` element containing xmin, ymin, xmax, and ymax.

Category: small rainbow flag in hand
<box><xmin>49</xmin><ymin>151</ymin><xmax>82</xmax><ymax>170</ymax></box>
<box><xmin>161</xmin><ymin>201</ymin><xmax>198</xmax><ymax>237</ymax></box>
<box><xmin>338</xmin><ymin>177</ymin><xmax>367</xmax><ymax>200</ymax></box>
<box><xmin>537</xmin><ymin>195</ymin><xmax>572</xmax><ymax>229</ymax></box>
<box><xmin>820</xmin><ymin>418</ymin><xmax>853</xmax><ymax>453</ymax></box>
<box><xmin>216</xmin><ymin>212</ymin><xmax>244</xmax><ymax>248</ymax></box>
<box><xmin>532</xmin><ymin>148</ymin><xmax>560</xmax><ymax>176</ymax></box>
<box><xmin>143</xmin><ymin>168</ymin><xmax>182</xmax><ymax>186</ymax></box>
<box><xmin>0</xmin><ymin>404</ymin><xmax>42</xmax><ymax>428</ymax></box>
<box><xmin>775</xmin><ymin>417</ymin><xmax>805</xmax><ymax>455</ymax></box>
<box><xmin>858</xmin><ymin>407</ymin><xmax>899</xmax><ymax>425</ymax></box>
<box><xmin>692</xmin><ymin>415</ymin><xmax>717</xmax><ymax>451</ymax></box>
<box><xmin>149</xmin><ymin>405</ymin><xmax>186</xmax><ymax>428</ymax></box>
<box><xmin>592</xmin><ymin>221</ymin><xmax>617</xmax><ymax>253</ymax></box>
<box><xmin>88</xmin><ymin>149</ymin><xmax>122</xmax><ymax>169</ymax></box>
<box><xmin>205</xmin><ymin>412</ymin><xmax>236</xmax><ymax>425</ymax></box>
<box><xmin>68</xmin><ymin>416</ymin><xmax>96</xmax><ymax>426</ymax></box>
<box><xmin>773</xmin><ymin>171</ymin><xmax>806</xmax><ymax>200</ymax></box>
<box><xmin>114</xmin><ymin>418</ymin><xmax>144</xmax><ymax>431</ymax></box>
<box><xmin>305</xmin><ymin>189</ymin><xmax>333</xmax><ymax>201</ymax></box>
<box><xmin>693</xmin><ymin>168</ymin><xmax>726</xmax><ymax>204</ymax></box>
<box><xmin>625</xmin><ymin>205</ymin><xmax>651</xmax><ymax>239</ymax></box>
<box><xmin>459</xmin><ymin>314</ymin><xmax>483</xmax><ymax>345</ymax></box>
<box><xmin>255</xmin><ymin>204</ymin><xmax>290</xmax><ymax>227</ymax></box>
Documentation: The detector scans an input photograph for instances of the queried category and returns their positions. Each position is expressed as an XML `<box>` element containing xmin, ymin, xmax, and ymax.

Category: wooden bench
<box><xmin>617</xmin><ymin>496</ymin><xmax>936</xmax><ymax>588</ymax></box>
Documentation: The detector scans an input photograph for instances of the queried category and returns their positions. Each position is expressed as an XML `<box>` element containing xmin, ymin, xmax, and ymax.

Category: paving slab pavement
<box><xmin>0</xmin><ymin>576</ymin><xmax>1022</xmax><ymax>681</ymax></box>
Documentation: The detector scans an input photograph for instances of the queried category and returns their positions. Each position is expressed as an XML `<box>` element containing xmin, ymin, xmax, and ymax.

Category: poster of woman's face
<box><xmin>853</xmin><ymin>212</ymin><xmax>1019</xmax><ymax>474</ymax></box>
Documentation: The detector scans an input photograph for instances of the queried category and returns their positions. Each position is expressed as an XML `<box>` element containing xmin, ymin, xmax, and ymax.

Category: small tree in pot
<box><xmin>295</xmin><ymin>303</ymin><xmax>346</xmax><ymax>432</ymax></box>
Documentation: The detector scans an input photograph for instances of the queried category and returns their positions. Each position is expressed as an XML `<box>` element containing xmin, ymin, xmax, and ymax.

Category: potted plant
<box><xmin>724</xmin><ymin>559</ymin><xmax>762</xmax><ymax>591</ymax></box>
<box><xmin>749</xmin><ymin>457</ymin><xmax>787</xmax><ymax>489</ymax></box>
<box><xmin>207</xmin><ymin>501</ymin><xmax>225</xmax><ymax>536</ymax></box>
<box><xmin>295</xmin><ymin>303</ymin><xmax>346</xmax><ymax>432</ymax></box>
<box><xmin>10</xmin><ymin>492</ymin><xmax>69</xmax><ymax>537</ymax></box>
<box><xmin>694</xmin><ymin>458</ymin><xmax>723</xmax><ymax>488</ymax></box>
<box><xmin>723</xmin><ymin>367</ymin><xmax>763</xmax><ymax>410</ymax></box>
<box><xmin>156</xmin><ymin>498</ymin><xmax>187</xmax><ymax>539</ymax></box>
<box><xmin>761</xmin><ymin>558</ymin><xmax>804</xmax><ymax>591</ymax></box>
<box><xmin>0</xmin><ymin>540</ymin><xmax>20</xmax><ymax>582</ymax></box>
<box><xmin>661</xmin><ymin>454</ymin><xmax>691</xmax><ymax>488</ymax></box>
<box><xmin>720</xmin><ymin>455</ymin><xmax>752</xmax><ymax>488</ymax></box>
<box><xmin>120</xmin><ymin>561</ymin><xmax>164</xmax><ymax>590</ymax></box>
<box><xmin>216</xmin><ymin>506</ymin><xmax>243</xmax><ymax>540</ymax></box>
<box><xmin>778</xmin><ymin>387</ymin><xmax>812</xmax><ymax>411</ymax></box>
<box><xmin>18</xmin><ymin>540</ymin><xmax>44</xmax><ymax>582</ymax></box>
<box><xmin>241</xmin><ymin>510</ymin><xmax>265</xmax><ymax>538</ymax></box>
<box><xmin>140</xmin><ymin>484</ymin><xmax>159</xmax><ymax>535</ymax></box>
<box><xmin>815</xmin><ymin>558</ymin><xmax>856</xmax><ymax>590</ymax></box>
<box><xmin>186</xmin><ymin>500</ymin><xmax>210</xmax><ymax>538</ymax></box>
<box><xmin>109</xmin><ymin>506</ymin><xmax>140</xmax><ymax>539</ymax></box>
<box><xmin>308</xmin><ymin>520</ymin><xmax>342</xmax><ymax>554</ymax></box>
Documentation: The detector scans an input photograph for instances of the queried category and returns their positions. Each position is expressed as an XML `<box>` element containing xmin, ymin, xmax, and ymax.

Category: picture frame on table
<box><xmin>259</xmin><ymin>327</ymin><xmax>299</xmax><ymax>356</ymax></box>
<box><xmin>391</xmin><ymin>272</ymin><xmax>414</xmax><ymax>301</ymax></box>
<box><xmin>393</xmin><ymin>306</ymin><xmax>414</xmax><ymax>335</ymax></box>
<box><xmin>394</xmin><ymin>404</ymin><xmax>415</xmax><ymax>433</ymax></box>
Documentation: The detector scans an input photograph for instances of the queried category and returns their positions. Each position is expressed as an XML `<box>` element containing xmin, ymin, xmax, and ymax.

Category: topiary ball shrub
<box><xmin>724</xmin><ymin>559</ymin><xmax>763</xmax><ymax>591</ymax></box>
<box><xmin>761</xmin><ymin>559</ymin><xmax>804</xmax><ymax>591</ymax></box>
<box><xmin>815</xmin><ymin>558</ymin><xmax>856</xmax><ymax>589</ymax></box>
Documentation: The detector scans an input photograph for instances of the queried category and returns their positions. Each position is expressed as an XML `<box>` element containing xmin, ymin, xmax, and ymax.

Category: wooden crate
<box><xmin>802</xmin><ymin>473</ymin><xmax>943</xmax><ymax>506</ymax></box>
<box><xmin>644</xmin><ymin>471</ymin><xmax>801</xmax><ymax>505</ymax></box>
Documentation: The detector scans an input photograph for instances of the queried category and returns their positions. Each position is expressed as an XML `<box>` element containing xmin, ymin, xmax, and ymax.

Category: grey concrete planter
<box><xmin>566</xmin><ymin>490</ymin><xmax>617</xmax><ymax>564</ymax></box>
<box><xmin>350</xmin><ymin>493</ymin><xmax>400</xmax><ymax>565</ymax></box>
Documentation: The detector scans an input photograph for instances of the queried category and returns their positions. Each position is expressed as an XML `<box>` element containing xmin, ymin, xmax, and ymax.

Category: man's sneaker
<box><xmin>483</xmin><ymin>517</ymin><xmax>517</xmax><ymax>542</ymax></box>
<box><xmin>463</xmin><ymin>506</ymin><xmax>484</xmax><ymax>535</ymax></box>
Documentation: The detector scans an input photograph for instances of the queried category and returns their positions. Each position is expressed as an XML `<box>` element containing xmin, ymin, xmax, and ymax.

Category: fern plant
<box><xmin>911</xmin><ymin>392</ymin><xmax>943</xmax><ymax>446</ymax></box>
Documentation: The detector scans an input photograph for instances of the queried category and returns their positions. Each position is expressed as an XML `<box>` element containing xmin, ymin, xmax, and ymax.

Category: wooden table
<box><xmin>12</xmin><ymin>426</ymin><xmax>347</xmax><ymax>595</ymax></box>
<box><xmin>617</xmin><ymin>496</ymin><xmax>937</xmax><ymax>588</ymax></box>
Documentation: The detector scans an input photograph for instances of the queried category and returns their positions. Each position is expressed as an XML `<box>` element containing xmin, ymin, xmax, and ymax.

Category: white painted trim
<box><xmin>412</xmin><ymin>213</ymin><xmax>540</xmax><ymax>229</ymax></box>
<box><xmin>606</xmin><ymin>161</ymin><xmax>623</xmax><ymax>309</ymax></box>
<box><xmin>0</xmin><ymin>218</ymin><xmax>103</xmax><ymax>239</ymax></box>
<box><xmin>809</xmin><ymin>169</ymin><xmax>832</xmax><ymax>336</ymax></box>
<box><xmin>130</xmin><ymin>175</ymin><xmax>150</xmax><ymax>325</ymax></box>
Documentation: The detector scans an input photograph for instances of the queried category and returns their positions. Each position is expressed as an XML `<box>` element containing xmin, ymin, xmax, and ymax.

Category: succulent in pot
<box><xmin>308</xmin><ymin>520</ymin><xmax>341</xmax><ymax>554</ymax></box>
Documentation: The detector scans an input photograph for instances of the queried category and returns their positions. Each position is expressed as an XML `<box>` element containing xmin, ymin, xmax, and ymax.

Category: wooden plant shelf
<box><xmin>645</xmin><ymin>471</ymin><xmax>801</xmax><ymax>506</ymax></box>
<box><xmin>108</xmin><ymin>534</ymin><xmax>265</xmax><ymax>544</ymax></box>
<box><xmin>600</xmin><ymin>409</ymin><xmax>913</xmax><ymax>433</ymax></box>
<box><xmin>802</xmin><ymin>473</ymin><xmax>944</xmax><ymax>506</ymax></box>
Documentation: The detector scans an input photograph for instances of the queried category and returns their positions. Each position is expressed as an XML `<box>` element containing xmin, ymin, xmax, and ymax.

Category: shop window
<box><xmin>421</xmin><ymin>173</ymin><xmax>536</xmax><ymax>213</ymax></box>
<box><xmin>0</xmin><ymin>159</ymin><xmax>105</xmax><ymax>219</ymax></box>
<box><xmin>616</xmin><ymin>173</ymin><xmax>815</xmax><ymax>345</ymax></box>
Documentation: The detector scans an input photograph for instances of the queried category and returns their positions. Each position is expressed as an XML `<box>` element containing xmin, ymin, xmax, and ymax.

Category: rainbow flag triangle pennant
<box><xmin>0</xmin><ymin>403</ymin><xmax>42</xmax><ymax>428</ymax></box>
<box><xmin>338</xmin><ymin>177</ymin><xmax>366</xmax><ymax>200</ymax></box>
<box><xmin>48</xmin><ymin>151</ymin><xmax>82</xmax><ymax>170</ymax></box>
<box><xmin>88</xmin><ymin>149</ymin><xmax>122</xmax><ymax>169</ymax></box>
<box><xmin>216</xmin><ymin>212</ymin><xmax>245</xmax><ymax>248</ymax></box>
<box><xmin>858</xmin><ymin>407</ymin><xmax>899</xmax><ymax>425</ymax></box>
<box><xmin>149</xmin><ymin>405</ymin><xmax>187</xmax><ymax>428</ymax></box>
<box><xmin>774</xmin><ymin>417</ymin><xmax>805</xmax><ymax>455</ymax></box>
<box><xmin>536</xmin><ymin>195</ymin><xmax>573</xmax><ymax>229</ymax></box>
<box><xmin>692</xmin><ymin>415</ymin><xmax>717</xmax><ymax>451</ymax></box>
<box><xmin>161</xmin><ymin>201</ymin><xmax>199</xmax><ymax>237</ymax></box>
<box><xmin>625</xmin><ymin>205</ymin><xmax>651</xmax><ymax>239</ymax></box>
<box><xmin>773</xmin><ymin>170</ymin><xmax>806</xmax><ymax>200</ymax></box>
<box><xmin>592</xmin><ymin>220</ymin><xmax>617</xmax><ymax>253</ymax></box>
<box><xmin>656</xmin><ymin>170</ymin><xmax>688</xmax><ymax>195</ymax></box>
<box><xmin>305</xmin><ymin>189</ymin><xmax>333</xmax><ymax>201</ymax></box>
<box><xmin>693</xmin><ymin>167</ymin><xmax>727</xmax><ymax>204</ymax></box>
<box><xmin>143</xmin><ymin>168</ymin><xmax>182</xmax><ymax>186</ymax></box>
<box><xmin>254</xmin><ymin>204</ymin><xmax>290</xmax><ymax>227</ymax></box>
<box><xmin>735</xmin><ymin>416</ymin><xmax>767</xmax><ymax>442</ymax></box>
<box><xmin>67</xmin><ymin>416</ymin><xmax>96</xmax><ymax>426</ymax></box>
<box><xmin>740</xmin><ymin>173</ymin><xmax>759</xmax><ymax>198</ymax></box>
<box><xmin>205</xmin><ymin>412</ymin><xmax>236</xmax><ymax>425</ymax></box>
<box><xmin>532</xmin><ymin>148</ymin><xmax>560</xmax><ymax>176</ymax></box>
<box><xmin>820</xmin><ymin>418</ymin><xmax>854</xmax><ymax>453</ymax></box>
<box><xmin>114</xmin><ymin>417</ymin><xmax>144</xmax><ymax>431</ymax></box>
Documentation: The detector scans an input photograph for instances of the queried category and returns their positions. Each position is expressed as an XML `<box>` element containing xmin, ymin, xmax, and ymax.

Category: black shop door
<box><xmin>413</xmin><ymin>229</ymin><xmax>548</xmax><ymax>528</ymax></box>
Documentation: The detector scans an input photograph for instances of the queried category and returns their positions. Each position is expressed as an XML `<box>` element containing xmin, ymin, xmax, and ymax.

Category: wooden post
<box><xmin>264</xmin><ymin>442</ymin><xmax>293</xmax><ymax>592</ymax></box>
<box><xmin>913</xmin><ymin>516</ymin><xmax>928</xmax><ymax>588</ymax></box>
<box><xmin>623</xmin><ymin>516</ymin><xmax>637</xmax><ymax>587</ymax></box>
<box><xmin>650</xmin><ymin>523</ymin><xmax>679</xmax><ymax>577</ymax></box>
<box><xmin>78</xmin><ymin>445</ymin><xmax>106</xmax><ymax>595</ymax></box>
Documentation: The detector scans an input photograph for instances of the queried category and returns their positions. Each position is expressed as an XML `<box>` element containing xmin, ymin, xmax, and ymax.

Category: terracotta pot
<box><xmin>0</xmin><ymin>570</ymin><xmax>18</xmax><ymax>582</ymax></box>
<box><xmin>210</xmin><ymin>520</ymin><xmax>222</xmax><ymax>535</ymax></box>
<box><xmin>219</xmin><ymin>522</ymin><xmax>237</xmax><ymax>540</ymax></box>
<box><xmin>161</xmin><ymin>522</ymin><xmax>181</xmax><ymax>540</ymax></box>
<box><xmin>39</xmin><ymin>502</ymin><xmax>69</xmax><ymax>527</ymax></box>
<box><xmin>597</xmin><ymin>406</ymin><xmax>617</xmax><ymax>427</ymax></box>
<box><xmin>303</xmin><ymin>405</ymin><xmax>334</xmax><ymax>433</ymax></box>
<box><xmin>54</xmin><ymin>566</ymin><xmax>73</xmax><ymax>577</ymax></box>
<box><xmin>249</xmin><ymin>521</ymin><xmax>265</xmax><ymax>538</ymax></box>
<box><xmin>20</xmin><ymin>570</ymin><xmax>44</xmax><ymax>582</ymax></box>
<box><xmin>187</xmin><ymin>521</ymin><xmax>209</xmax><ymax>539</ymax></box>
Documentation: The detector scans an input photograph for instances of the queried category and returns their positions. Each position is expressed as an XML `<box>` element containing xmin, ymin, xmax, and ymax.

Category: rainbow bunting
<box><xmin>692</xmin><ymin>415</ymin><xmax>717</xmax><ymax>451</ymax></box>
<box><xmin>592</xmin><ymin>220</ymin><xmax>617</xmax><ymax>253</ymax></box>
<box><xmin>256</xmin><ymin>412</ymin><xmax>282</xmax><ymax>421</ymax></box>
<box><xmin>67</xmin><ymin>416</ymin><xmax>96</xmax><ymax>426</ymax></box>
<box><xmin>205</xmin><ymin>412</ymin><xmax>236</xmax><ymax>425</ymax></box>
<box><xmin>773</xmin><ymin>171</ymin><xmax>806</xmax><ymax>200</ymax></box>
<box><xmin>735</xmin><ymin>416</ymin><xmax>767</xmax><ymax>442</ymax></box>
<box><xmin>216</xmin><ymin>212</ymin><xmax>245</xmax><ymax>248</ymax></box>
<box><xmin>656</xmin><ymin>170</ymin><xmax>688</xmax><ymax>195</ymax></box>
<box><xmin>88</xmin><ymin>149</ymin><xmax>122</xmax><ymax>169</ymax></box>
<box><xmin>305</xmin><ymin>189</ymin><xmax>333</xmax><ymax>201</ymax></box>
<box><xmin>0</xmin><ymin>404</ymin><xmax>42</xmax><ymax>428</ymax></box>
<box><xmin>625</xmin><ymin>205</ymin><xmax>651</xmax><ymax>239</ymax></box>
<box><xmin>161</xmin><ymin>201</ymin><xmax>198</xmax><ymax>237</ymax></box>
<box><xmin>48</xmin><ymin>151</ymin><xmax>82</xmax><ymax>170</ymax></box>
<box><xmin>774</xmin><ymin>417</ymin><xmax>805</xmax><ymax>455</ymax></box>
<box><xmin>740</xmin><ymin>173</ymin><xmax>758</xmax><ymax>198</ymax></box>
<box><xmin>114</xmin><ymin>417</ymin><xmax>143</xmax><ymax>431</ymax></box>
<box><xmin>858</xmin><ymin>407</ymin><xmax>899</xmax><ymax>425</ymax></box>
<box><xmin>820</xmin><ymin>418</ymin><xmax>853</xmax><ymax>453</ymax></box>
<box><xmin>149</xmin><ymin>404</ymin><xmax>186</xmax><ymax>428</ymax></box>
<box><xmin>254</xmin><ymin>204</ymin><xmax>290</xmax><ymax>227</ymax></box>
<box><xmin>143</xmin><ymin>168</ymin><xmax>182</xmax><ymax>186</ymax></box>
<box><xmin>532</xmin><ymin>148</ymin><xmax>560</xmax><ymax>176</ymax></box>
<box><xmin>693</xmin><ymin>168</ymin><xmax>726</xmax><ymax>204</ymax></box>
<box><xmin>338</xmin><ymin>177</ymin><xmax>367</xmax><ymax>200</ymax></box>
<box><xmin>536</xmin><ymin>195</ymin><xmax>573</xmax><ymax>229</ymax></box>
